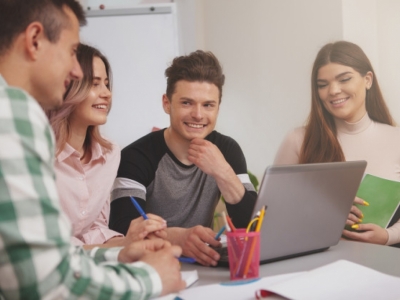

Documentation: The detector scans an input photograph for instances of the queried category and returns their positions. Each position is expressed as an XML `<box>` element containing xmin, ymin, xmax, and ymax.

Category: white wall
<box><xmin>178</xmin><ymin>0</ymin><xmax>343</xmax><ymax>179</ymax></box>
<box><xmin>376</xmin><ymin>0</ymin><xmax>400</xmax><ymax>124</ymax></box>
<box><xmin>341</xmin><ymin>0</ymin><xmax>400</xmax><ymax>123</ymax></box>
<box><xmin>175</xmin><ymin>0</ymin><xmax>205</xmax><ymax>54</ymax></box>
<box><xmin>78</xmin><ymin>0</ymin><xmax>400</xmax><ymax>181</ymax></box>
<box><xmin>342</xmin><ymin>0</ymin><xmax>379</xmax><ymax>71</ymax></box>
<box><xmin>80</xmin><ymin>9</ymin><xmax>179</xmax><ymax>147</ymax></box>
<box><xmin>176</xmin><ymin>0</ymin><xmax>400</xmax><ymax>180</ymax></box>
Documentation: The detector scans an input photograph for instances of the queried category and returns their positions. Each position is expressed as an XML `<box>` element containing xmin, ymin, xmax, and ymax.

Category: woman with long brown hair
<box><xmin>47</xmin><ymin>43</ymin><xmax>167</xmax><ymax>249</ymax></box>
<box><xmin>274</xmin><ymin>41</ymin><xmax>400</xmax><ymax>246</ymax></box>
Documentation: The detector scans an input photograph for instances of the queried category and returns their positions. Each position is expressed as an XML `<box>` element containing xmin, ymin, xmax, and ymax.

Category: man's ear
<box><xmin>162</xmin><ymin>94</ymin><xmax>171</xmax><ymax>114</ymax></box>
<box><xmin>24</xmin><ymin>22</ymin><xmax>46</xmax><ymax>61</ymax></box>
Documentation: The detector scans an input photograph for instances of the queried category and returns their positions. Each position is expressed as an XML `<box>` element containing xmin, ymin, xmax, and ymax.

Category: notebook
<box><xmin>345</xmin><ymin>174</ymin><xmax>400</xmax><ymax>230</ymax></box>
<box><xmin>217</xmin><ymin>160</ymin><xmax>367</xmax><ymax>266</ymax></box>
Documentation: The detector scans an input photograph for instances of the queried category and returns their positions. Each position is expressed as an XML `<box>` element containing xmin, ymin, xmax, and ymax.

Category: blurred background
<box><xmin>78</xmin><ymin>0</ymin><xmax>400</xmax><ymax>182</ymax></box>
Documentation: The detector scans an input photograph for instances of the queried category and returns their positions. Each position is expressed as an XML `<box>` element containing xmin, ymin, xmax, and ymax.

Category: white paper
<box><xmin>181</xmin><ymin>270</ymin><xmax>198</xmax><ymax>288</ymax></box>
<box><xmin>264</xmin><ymin>260</ymin><xmax>400</xmax><ymax>300</ymax></box>
<box><xmin>177</xmin><ymin>272</ymin><xmax>302</xmax><ymax>300</ymax></box>
<box><xmin>176</xmin><ymin>260</ymin><xmax>400</xmax><ymax>300</ymax></box>
<box><xmin>154</xmin><ymin>270</ymin><xmax>199</xmax><ymax>300</ymax></box>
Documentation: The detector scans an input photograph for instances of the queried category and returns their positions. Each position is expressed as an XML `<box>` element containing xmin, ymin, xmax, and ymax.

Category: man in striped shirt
<box><xmin>110</xmin><ymin>51</ymin><xmax>258</xmax><ymax>267</ymax></box>
<box><xmin>0</xmin><ymin>0</ymin><xmax>184</xmax><ymax>299</ymax></box>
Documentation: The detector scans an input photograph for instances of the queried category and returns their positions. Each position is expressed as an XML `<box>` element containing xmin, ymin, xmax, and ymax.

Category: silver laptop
<box><xmin>217</xmin><ymin>160</ymin><xmax>367</xmax><ymax>265</ymax></box>
<box><xmin>255</xmin><ymin>160</ymin><xmax>366</xmax><ymax>263</ymax></box>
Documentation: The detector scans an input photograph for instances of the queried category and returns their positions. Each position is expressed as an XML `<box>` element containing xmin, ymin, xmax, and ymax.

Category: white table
<box><xmin>181</xmin><ymin>240</ymin><xmax>400</xmax><ymax>287</ymax></box>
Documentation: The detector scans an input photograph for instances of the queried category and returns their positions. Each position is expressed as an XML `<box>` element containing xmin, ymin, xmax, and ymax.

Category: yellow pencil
<box><xmin>243</xmin><ymin>206</ymin><xmax>266</xmax><ymax>277</ymax></box>
<box><xmin>255</xmin><ymin>206</ymin><xmax>265</xmax><ymax>232</ymax></box>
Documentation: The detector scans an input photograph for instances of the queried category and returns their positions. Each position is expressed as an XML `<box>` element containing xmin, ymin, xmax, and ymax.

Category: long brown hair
<box><xmin>47</xmin><ymin>43</ymin><xmax>113</xmax><ymax>156</ymax></box>
<box><xmin>300</xmin><ymin>41</ymin><xmax>394</xmax><ymax>163</ymax></box>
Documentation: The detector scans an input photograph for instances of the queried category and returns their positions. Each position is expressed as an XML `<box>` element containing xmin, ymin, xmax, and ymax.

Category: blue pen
<box><xmin>130</xmin><ymin>196</ymin><xmax>148</xmax><ymax>220</ymax></box>
<box><xmin>130</xmin><ymin>196</ymin><xmax>195</xmax><ymax>264</ymax></box>
<box><xmin>178</xmin><ymin>257</ymin><xmax>196</xmax><ymax>264</ymax></box>
<box><xmin>215</xmin><ymin>225</ymin><xmax>226</xmax><ymax>240</ymax></box>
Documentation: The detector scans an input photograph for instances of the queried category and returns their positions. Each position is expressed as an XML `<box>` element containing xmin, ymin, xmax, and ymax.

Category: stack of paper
<box><xmin>155</xmin><ymin>270</ymin><xmax>198</xmax><ymax>300</ymax></box>
<box><xmin>177</xmin><ymin>260</ymin><xmax>400</xmax><ymax>300</ymax></box>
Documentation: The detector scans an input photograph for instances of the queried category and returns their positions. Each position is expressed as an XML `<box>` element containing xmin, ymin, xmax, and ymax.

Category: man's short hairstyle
<box><xmin>0</xmin><ymin>0</ymin><xmax>86</xmax><ymax>56</ymax></box>
<box><xmin>165</xmin><ymin>50</ymin><xmax>225</xmax><ymax>102</ymax></box>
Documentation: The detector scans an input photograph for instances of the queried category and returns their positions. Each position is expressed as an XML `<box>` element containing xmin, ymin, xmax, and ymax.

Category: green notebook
<box><xmin>349</xmin><ymin>174</ymin><xmax>400</xmax><ymax>229</ymax></box>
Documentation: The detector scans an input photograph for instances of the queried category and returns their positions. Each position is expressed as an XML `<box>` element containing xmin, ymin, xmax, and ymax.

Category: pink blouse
<box><xmin>55</xmin><ymin>141</ymin><xmax>123</xmax><ymax>245</ymax></box>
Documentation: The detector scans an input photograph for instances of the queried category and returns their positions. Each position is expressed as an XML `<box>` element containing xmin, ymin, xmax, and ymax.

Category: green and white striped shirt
<box><xmin>0</xmin><ymin>75</ymin><xmax>162</xmax><ymax>299</ymax></box>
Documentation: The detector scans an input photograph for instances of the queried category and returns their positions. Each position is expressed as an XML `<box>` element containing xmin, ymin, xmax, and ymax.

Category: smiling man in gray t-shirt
<box><xmin>110</xmin><ymin>50</ymin><xmax>257</xmax><ymax>267</ymax></box>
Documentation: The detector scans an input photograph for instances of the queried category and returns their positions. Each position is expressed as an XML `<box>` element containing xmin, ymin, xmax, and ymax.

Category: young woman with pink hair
<box><xmin>47</xmin><ymin>44</ymin><xmax>167</xmax><ymax>249</ymax></box>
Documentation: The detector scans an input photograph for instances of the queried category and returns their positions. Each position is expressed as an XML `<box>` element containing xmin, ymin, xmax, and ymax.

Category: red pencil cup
<box><xmin>226</xmin><ymin>229</ymin><xmax>260</xmax><ymax>280</ymax></box>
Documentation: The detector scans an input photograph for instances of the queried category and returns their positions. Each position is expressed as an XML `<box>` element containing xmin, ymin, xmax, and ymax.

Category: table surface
<box><xmin>181</xmin><ymin>239</ymin><xmax>400</xmax><ymax>287</ymax></box>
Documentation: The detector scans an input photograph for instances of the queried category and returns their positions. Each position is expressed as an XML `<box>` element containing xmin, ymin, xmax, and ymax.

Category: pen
<box><xmin>221</xmin><ymin>211</ymin><xmax>231</xmax><ymax>232</ymax></box>
<box><xmin>215</xmin><ymin>225</ymin><xmax>226</xmax><ymax>240</ymax></box>
<box><xmin>226</xmin><ymin>215</ymin><xmax>237</xmax><ymax>232</ymax></box>
<box><xmin>246</xmin><ymin>217</ymin><xmax>259</xmax><ymax>233</ymax></box>
<box><xmin>178</xmin><ymin>257</ymin><xmax>196</xmax><ymax>264</ymax></box>
<box><xmin>130</xmin><ymin>196</ymin><xmax>148</xmax><ymax>220</ymax></box>
<box><xmin>235</xmin><ymin>211</ymin><xmax>261</xmax><ymax>276</ymax></box>
<box><xmin>130</xmin><ymin>196</ymin><xmax>195</xmax><ymax>263</ymax></box>
<box><xmin>243</xmin><ymin>205</ymin><xmax>267</xmax><ymax>278</ymax></box>
<box><xmin>250</xmin><ymin>221</ymin><xmax>258</xmax><ymax>232</ymax></box>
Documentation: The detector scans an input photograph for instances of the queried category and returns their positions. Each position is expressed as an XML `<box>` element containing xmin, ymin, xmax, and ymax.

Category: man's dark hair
<box><xmin>0</xmin><ymin>0</ymin><xmax>86</xmax><ymax>56</ymax></box>
<box><xmin>165</xmin><ymin>50</ymin><xmax>225</xmax><ymax>102</ymax></box>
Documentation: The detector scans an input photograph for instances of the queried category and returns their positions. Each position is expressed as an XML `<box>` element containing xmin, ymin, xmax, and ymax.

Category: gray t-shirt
<box><xmin>110</xmin><ymin>129</ymin><xmax>257</xmax><ymax>234</ymax></box>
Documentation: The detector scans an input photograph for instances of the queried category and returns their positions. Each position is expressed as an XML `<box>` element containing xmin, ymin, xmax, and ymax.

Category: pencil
<box><xmin>221</xmin><ymin>211</ymin><xmax>231</xmax><ymax>232</ymax></box>
<box><xmin>215</xmin><ymin>225</ymin><xmax>226</xmax><ymax>240</ymax></box>
<box><xmin>226</xmin><ymin>215</ymin><xmax>237</xmax><ymax>232</ymax></box>
<box><xmin>243</xmin><ymin>206</ymin><xmax>266</xmax><ymax>278</ymax></box>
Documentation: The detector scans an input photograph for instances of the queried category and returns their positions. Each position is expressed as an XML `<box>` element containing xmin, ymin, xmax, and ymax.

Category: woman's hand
<box><xmin>125</xmin><ymin>214</ymin><xmax>167</xmax><ymax>244</ymax></box>
<box><xmin>118</xmin><ymin>238</ymin><xmax>171</xmax><ymax>263</ymax></box>
<box><xmin>346</xmin><ymin>197</ymin><xmax>368</xmax><ymax>226</ymax></box>
<box><xmin>342</xmin><ymin>223</ymin><xmax>389</xmax><ymax>245</ymax></box>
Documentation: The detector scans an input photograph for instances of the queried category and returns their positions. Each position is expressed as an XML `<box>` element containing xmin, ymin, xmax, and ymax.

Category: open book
<box><xmin>347</xmin><ymin>174</ymin><xmax>400</xmax><ymax>229</ymax></box>
<box><xmin>177</xmin><ymin>260</ymin><xmax>400</xmax><ymax>300</ymax></box>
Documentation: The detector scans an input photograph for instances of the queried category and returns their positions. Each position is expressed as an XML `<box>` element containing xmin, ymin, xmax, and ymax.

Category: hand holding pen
<box><xmin>215</xmin><ymin>225</ymin><xmax>226</xmax><ymax>240</ymax></box>
<box><xmin>346</xmin><ymin>196</ymin><xmax>368</xmax><ymax>226</ymax></box>
<box><xmin>124</xmin><ymin>197</ymin><xmax>168</xmax><ymax>242</ymax></box>
<box><xmin>125</xmin><ymin>213</ymin><xmax>168</xmax><ymax>242</ymax></box>
<box><xmin>130</xmin><ymin>196</ymin><xmax>197</xmax><ymax>264</ymax></box>
<box><xmin>126</xmin><ymin>239</ymin><xmax>187</xmax><ymax>296</ymax></box>
<box><xmin>130</xmin><ymin>196</ymin><xmax>148</xmax><ymax>220</ymax></box>
<box><xmin>174</xmin><ymin>225</ymin><xmax>221</xmax><ymax>266</ymax></box>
